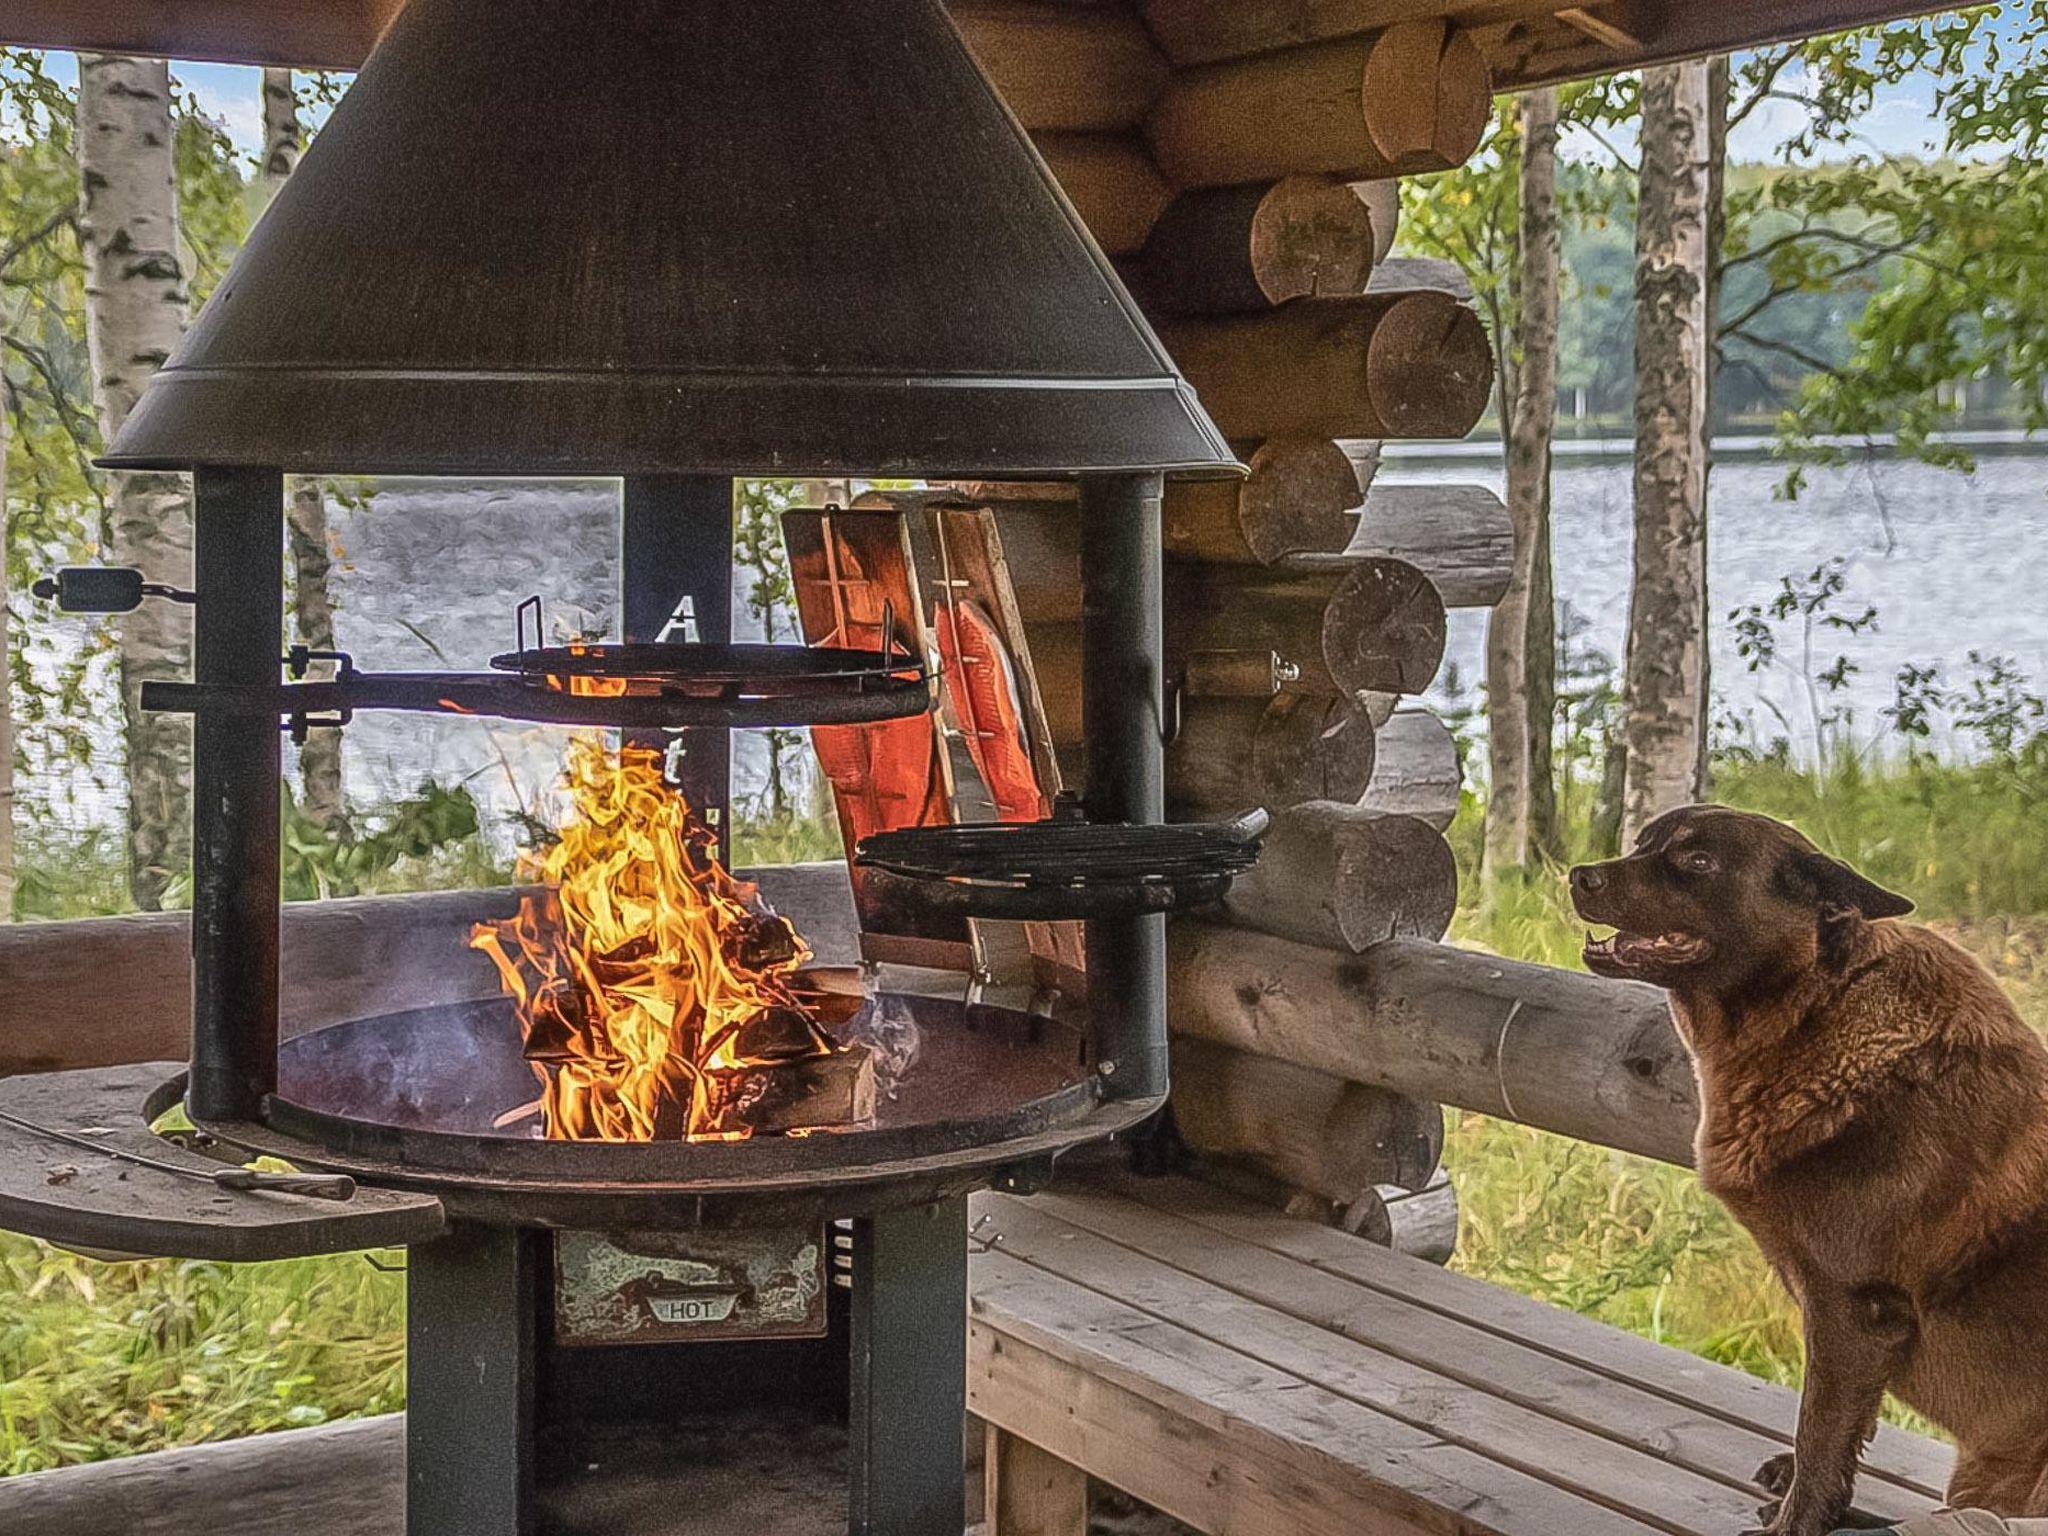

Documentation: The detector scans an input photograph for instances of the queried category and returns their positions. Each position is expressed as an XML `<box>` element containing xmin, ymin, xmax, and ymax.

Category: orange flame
<box><xmin>471</xmin><ymin>738</ymin><xmax>837</xmax><ymax>1141</ymax></box>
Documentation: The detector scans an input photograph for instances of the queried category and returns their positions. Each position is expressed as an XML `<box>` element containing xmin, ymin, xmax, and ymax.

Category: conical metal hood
<box><xmin>105</xmin><ymin>0</ymin><xmax>1235</xmax><ymax>480</ymax></box>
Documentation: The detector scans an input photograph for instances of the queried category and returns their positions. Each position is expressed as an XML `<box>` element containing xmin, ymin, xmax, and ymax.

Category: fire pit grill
<box><xmin>8</xmin><ymin>0</ymin><xmax>1247</xmax><ymax>1530</ymax></box>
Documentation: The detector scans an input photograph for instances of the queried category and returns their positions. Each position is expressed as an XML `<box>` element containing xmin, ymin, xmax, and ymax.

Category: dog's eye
<box><xmin>1675</xmin><ymin>849</ymin><xmax>1719</xmax><ymax>875</ymax></box>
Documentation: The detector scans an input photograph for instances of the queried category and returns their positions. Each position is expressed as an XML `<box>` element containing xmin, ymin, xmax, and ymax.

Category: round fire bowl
<box><xmin>189</xmin><ymin>993</ymin><xmax>1153</xmax><ymax>1228</ymax></box>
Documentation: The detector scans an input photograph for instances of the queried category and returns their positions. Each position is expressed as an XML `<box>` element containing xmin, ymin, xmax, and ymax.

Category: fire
<box><xmin>470</xmin><ymin>738</ymin><xmax>845</xmax><ymax>1142</ymax></box>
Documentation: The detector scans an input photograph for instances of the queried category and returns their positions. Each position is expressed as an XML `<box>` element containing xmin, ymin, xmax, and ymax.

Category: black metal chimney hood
<box><xmin>103</xmin><ymin>0</ymin><xmax>1235</xmax><ymax>480</ymax></box>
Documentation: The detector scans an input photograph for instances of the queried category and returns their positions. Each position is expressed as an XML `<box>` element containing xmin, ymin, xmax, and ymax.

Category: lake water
<box><xmin>17</xmin><ymin>449</ymin><xmax>2048</xmax><ymax>838</ymax></box>
<box><xmin>1396</xmin><ymin>446</ymin><xmax>2048</xmax><ymax>762</ymax></box>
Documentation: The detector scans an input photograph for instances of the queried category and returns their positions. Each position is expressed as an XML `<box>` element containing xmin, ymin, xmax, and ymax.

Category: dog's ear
<box><xmin>1792</xmin><ymin>850</ymin><xmax>1914</xmax><ymax>920</ymax></box>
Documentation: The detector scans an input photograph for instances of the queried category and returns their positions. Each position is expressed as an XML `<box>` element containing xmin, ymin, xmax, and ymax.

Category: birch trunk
<box><xmin>1621</xmin><ymin>61</ymin><xmax>1711</xmax><ymax>847</ymax></box>
<box><xmin>1</xmin><ymin>327</ymin><xmax>14</xmax><ymax>920</ymax></box>
<box><xmin>1483</xmin><ymin>87</ymin><xmax>1559</xmax><ymax>883</ymax></box>
<box><xmin>78</xmin><ymin>55</ymin><xmax>193</xmax><ymax>911</ymax></box>
<box><xmin>259</xmin><ymin>69</ymin><xmax>347</xmax><ymax>835</ymax></box>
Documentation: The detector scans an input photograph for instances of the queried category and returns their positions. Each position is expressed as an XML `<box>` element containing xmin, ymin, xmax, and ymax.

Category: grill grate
<box><xmin>855</xmin><ymin>811</ymin><xmax>1267</xmax><ymax>920</ymax></box>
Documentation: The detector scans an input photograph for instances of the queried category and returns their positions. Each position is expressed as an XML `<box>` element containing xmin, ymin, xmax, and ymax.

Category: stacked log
<box><xmin>936</xmin><ymin>15</ymin><xmax>1512</xmax><ymax>1260</ymax></box>
<box><xmin>1146</xmin><ymin>22</ymin><xmax>1493</xmax><ymax>187</ymax></box>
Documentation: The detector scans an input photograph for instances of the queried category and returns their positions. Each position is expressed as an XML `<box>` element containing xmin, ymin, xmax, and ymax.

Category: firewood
<box><xmin>1359</xmin><ymin>706</ymin><xmax>1463</xmax><ymax>830</ymax></box>
<box><xmin>1128</xmin><ymin>176</ymin><xmax>1382</xmax><ymax>315</ymax></box>
<box><xmin>1169</xmin><ymin>924</ymin><xmax>1701</xmax><ymax>1166</ymax></box>
<box><xmin>1158</xmin><ymin>291</ymin><xmax>1494</xmax><ymax>441</ymax></box>
<box><xmin>1217</xmin><ymin>802</ymin><xmax>1455</xmax><ymax>949</ymax></box>
<box><xmin>1283</xmin><ymin>481</ymin><xmax>1514</xmax><ymax>609</ymax></box>
<box><xmin>1141</xmin><ymin>0</ymin><xmax>1478</xmax><ymax>66</ymax></box>
<box><xmin>1172</xmin><ymin>557</ymin><xmax>1447</xmax><ymax>698</ymax></box>
<box><xmin>1170</xmin><ymin>1035</ymin><xmax>1445</xmax><ymax>1211</ymax></box>
<box><xmin>954</xmin><ymin>0</ymin><xmax>1168</xmax><ymax>132</ymax></box>
<box><xmin>699</xmin><ymin>1042</ymin><xmax>878</xmax><ymax>1137</ymax></box>
<box><xmin>1032</xmin><ymin>132</ymin><xmax>1173</xmax><ymax>254</ymax></box>
<box><xmin>1167</xmin><ymin>693</ymin><xmax>1377</xmax><ymax>815</ymax></box>
<box><xmin>1146</xmin><ymin>23</ymin><xmax>1491</xmax><ymax>187</ymax></box>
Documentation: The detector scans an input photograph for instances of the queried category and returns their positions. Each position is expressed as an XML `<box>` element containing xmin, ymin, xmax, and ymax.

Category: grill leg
<box><xmin>1077</xmin><ymin>472</ymin><xmax>1167</xmax><ymax>1104</ymax></box>
<box><xmin>849</xmin><ymin>1197</ymin><xmax>968</xmax><ymax>1536</ymax></box>
<box><xmin>407</xmin><ymin>1224</ymin><xmax>541</xmax><ymax>1536</ymax></box>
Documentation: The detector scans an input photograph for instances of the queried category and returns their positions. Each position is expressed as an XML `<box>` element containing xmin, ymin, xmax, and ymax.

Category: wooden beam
<box><xmin>1140</xmin><ymin>0</ymin><xmax>1552</xmax><ymax>66</ymax></box>
<box><xmin>1032</xmin><ymin>132</ymin><xmax>1174</xmax><ymax>255</ymax></box>
<box><xmin>1170</xmin><ymin>925</ymin><xmax>1701</xmax><ymax>1165</ymax></box>
<box><xmin>954</xmin><ymin>0</ymin><xmax>1169</xmax><ymax>132</ymax></box>
<box><xmin>1147</xmin><ymin>22</ymin><xmax>1493</xmax><ymax>188</ymax></box>
<box><xmin>1158</xmin><ymin>292</ymin><xmax>1495</xmax><ymax>442</ymax></box>
<box><xmin>985</xmin><ymin>1422</ymin><xmax>1090</xmax><ymax>1535</ymax></box>
<box><xmin>1286</xmin><ymin>480</ymin><xmax>1515</xmax><ymax>608</ymax></box>
<box><xmin>1167</xmin><ymin>694</ymin><xmax>1379</xmax><ymax>816</ymax></box>
<box><xmin>1171</xmin><ymin>1035</ymin><xmax>1445</xmax><ymax>1211</ymax></box>
<box><xmin>1128</xmin><ymin>176</ymin><xmax>1384</xmax><ymax>316</ymax></box>
<box><xmin>1216</xmin><ymin>802</ymin><xmax>1456</xmax><ymax>949</ymax></box>
<box><xmin>1361</xmin><ymin>706</ymin><xmax>1464</xmax><ymax>830</ymax></box>
<box><xmin>0</xmin><ymin>0</ymin><xmax>397</xmax><ymax>68</ymax></box>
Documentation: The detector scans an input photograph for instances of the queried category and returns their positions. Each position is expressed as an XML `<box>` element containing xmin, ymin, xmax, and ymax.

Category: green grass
<box><xmin>0</xmin><ymin>1242</ymin><xmax>405</xmax><ymax>1475</ymax></box>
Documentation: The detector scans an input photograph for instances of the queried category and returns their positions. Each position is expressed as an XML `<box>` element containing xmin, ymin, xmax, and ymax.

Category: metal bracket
<box><xmin>33</xmin><ymin>567</ymin><xmax>196</xmax><ymax>614</ymax></box>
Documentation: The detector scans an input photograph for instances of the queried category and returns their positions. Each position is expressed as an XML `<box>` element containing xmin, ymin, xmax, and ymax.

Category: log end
<box><xmin>1238</xmin><ymin>437</ymin><xmax>1364</xmax><ymax>562</ymax></box>
<box><xmin>1361</xmin><ymin>22</ymin><xmax>1493</xmax><ymax>176</ymax></box>
<box><xmin>1365</xmin><ymin>293</ymin><xmax>1495</xmax><ymax>441</ymax></box>
<box><xmin>1247</xmin><ymin>175</ymin><xmax>1379</xmax><ymax>305</ymax></box>
<box><xmin>1323</xmin><ymin>558</ymin><xmax>1449</xmax><ymax>698</ymax></box>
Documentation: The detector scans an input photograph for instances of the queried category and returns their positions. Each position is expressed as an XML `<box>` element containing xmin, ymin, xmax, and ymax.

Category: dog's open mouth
<box><xmin>1583</xmin><ymin>929</ymin><xmax>1713</xmax><ymax>976</ymax></box>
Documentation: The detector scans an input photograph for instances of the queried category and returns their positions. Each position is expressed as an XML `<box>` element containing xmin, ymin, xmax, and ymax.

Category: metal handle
<box><xmin>212</xmin><ymin>1168</ymin><xmax>359</xmax><ymax>1201</ymax></box>
<box><xmin>34</xmin><ymin>568</ymin><xmax>196</xmax><ymax>614</ymax></box>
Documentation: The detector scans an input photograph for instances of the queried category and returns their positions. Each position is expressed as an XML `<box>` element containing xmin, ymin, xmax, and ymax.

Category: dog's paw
<box><xmin>1753</xmin><ymin>1453</ymin><xmax>1796</xmax><ymax>1498</ymax></box>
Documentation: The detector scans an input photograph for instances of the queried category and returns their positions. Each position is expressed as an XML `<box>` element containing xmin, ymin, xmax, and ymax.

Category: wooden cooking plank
<box><xmin>0</xmin><ymin>1064</ymin><xmax>446</xmax><ymax>1263</ymax></box>
<box><xmin>978</xmin><ymin>1194</ymin><xmax>1769</xmax><ymax>1534</ymax></box>
<box><xmin>1015</xmin><ymin>1185</ymin><xmax>1938</xmax><ymax>1527</ymax></box>
<box><xmin>971</xmin><ymin>1248</ymin><xmax>1664</xmax><ymax>1536</ymax></box>
<box><xmin>1100</xmin><ymin>1169</ymin><xmax>1956</xmax><ymax>1498</ymax></box>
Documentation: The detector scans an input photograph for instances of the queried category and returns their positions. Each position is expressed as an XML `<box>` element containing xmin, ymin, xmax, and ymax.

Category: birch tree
<box><xmin>1483</xmin><ymin>86</ymin><xmax>1561</xmax><ymax>883</ymax></box>
<box><xmin>257</xmin><ymin>68</ymin><xmax>347</xmax><ymax>835</ymax></box>
<box><xmin>1620</xmin><ymin>61</ymin><xmax>1712</xmax><ymax>847</ymax></box>
<box><xmin>78</xmin><ymin>54</ymin><xmax>193</xmax><ymax>910</ymax></box>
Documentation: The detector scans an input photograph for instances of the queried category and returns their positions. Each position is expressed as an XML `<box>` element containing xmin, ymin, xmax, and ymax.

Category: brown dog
<box><xmin>1570</xmin><ymin>806</ymin><xmax>2048</xmax><ymax>1536</ymax></box>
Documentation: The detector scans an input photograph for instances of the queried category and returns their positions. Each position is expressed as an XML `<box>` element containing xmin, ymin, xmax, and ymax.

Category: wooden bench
<box><xmin>969</xmin><ymin>1167</ymin><xmax>1954</xmax><ymax>1536</ymax></box>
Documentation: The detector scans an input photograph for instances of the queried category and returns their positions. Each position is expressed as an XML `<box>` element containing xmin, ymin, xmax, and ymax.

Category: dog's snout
<box><xmin>1570</xmin><ymin>865</ymin><xmax>1608</xmax><ymax>896</ymax></box>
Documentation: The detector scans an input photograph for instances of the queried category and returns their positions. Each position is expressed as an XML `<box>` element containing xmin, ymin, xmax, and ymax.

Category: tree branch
<box><xmin>0</xmin><ymin>203</ymin><xmax>79</xmax><ymax>277</ymax></box>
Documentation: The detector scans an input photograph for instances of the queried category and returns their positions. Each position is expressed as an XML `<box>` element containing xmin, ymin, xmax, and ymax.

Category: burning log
<box><xmin>1216</xmin><ymin>803</ymin><xmax>1456</xmax><ymax>950</ymax></box>
<box><xmin>469</xmin><ymin>740</ymin><xmax>860</xmax><ymax>1144</ymax></box>
<box><xmin>1033</xmin><ymin>131</ymin><xmax>1173</xmax><ymax>254</ymax></box>
<box><xmin>1172</xmin><ymin>557</ymin><xmax>1448</xmax><ymax>699</ymax></box>
<box><xmin>1360</xmin><ymin>707</ymin><xmax>1464</xmax><ymax>831</ymax></box>
<box><xmin>1158</xmin><ymin>291</ymin><xmax>1494</xmax><ymax>441</ymax></box>
<box><xmin>698</xmin><ymin>1041</ymin><xmax>878</xmax><ymax>1137</ymax></box>
<box><xmin>1169</xmin><ymin>925</ymin><xmax>1700</xmax><ymax>1166</ymax></box>
<box><xmin>1167</xmin><ymin>693</ymin><xmax>1377</xmax><ymax>815</ymax></box>
<box><xmin>1146</xmin><ymin>23</ymin><xmax>1492</xmax><ymax>187</ymax></box>
<box><xmin>1127</xmin><ymin>175</ymin><xmax>1383</xmax><ymax>316</ymax></box>
<box><xmin>954</xmin><ymin>0</ymin><xmax>1169</xmax><ymax>132</ymax></box>
<box><xmin>1170</xmin><ymin>1035</ymin><xmax>1445</xmax><ymax>1211</ymax></box>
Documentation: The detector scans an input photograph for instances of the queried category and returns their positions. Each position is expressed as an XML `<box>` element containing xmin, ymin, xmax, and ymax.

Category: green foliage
<box><xmin>0</xmin><ymin>1238</ymin><xmax>404</xmax><ymax>1475</ymax></box>
<box><xmin>274</xmin><ymin>779</ymin><xmax>485</xmax><ymax>902</ymax></box>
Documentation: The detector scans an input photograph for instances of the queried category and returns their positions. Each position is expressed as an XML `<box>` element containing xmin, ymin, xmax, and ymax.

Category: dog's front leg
<box><xmin>1750</xmin><ymin>1285</ymin><xmax>1915</xmax><ymax>1536</ymax></box>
